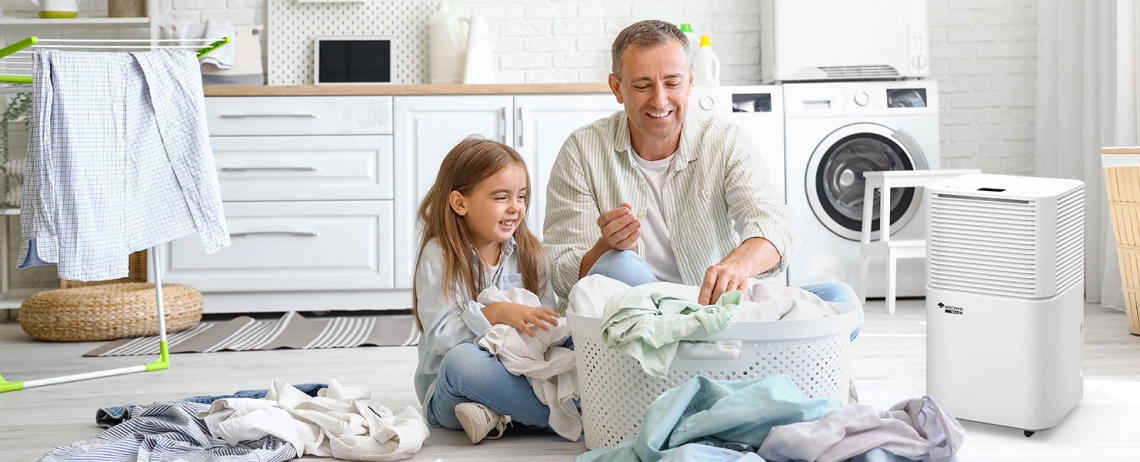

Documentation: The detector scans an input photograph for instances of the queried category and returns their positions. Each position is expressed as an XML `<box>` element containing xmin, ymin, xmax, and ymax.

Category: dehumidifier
<box><xmin>925</xmin><ymin>173</ymin><xmax>1084</xmax><ymax>436</ymax></box>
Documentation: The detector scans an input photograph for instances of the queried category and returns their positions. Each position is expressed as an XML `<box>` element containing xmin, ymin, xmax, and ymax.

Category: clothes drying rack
<box><xmin>0</xmin><ymin>35</ymin><xmax>230</xmax><ymax>393</ymax></box>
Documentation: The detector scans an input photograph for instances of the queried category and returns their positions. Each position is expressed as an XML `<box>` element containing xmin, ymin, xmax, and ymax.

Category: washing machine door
<box><xmin>805</xmin><ymin>122</ymin><xmax>928</xmax><ymax>241</ymax></box>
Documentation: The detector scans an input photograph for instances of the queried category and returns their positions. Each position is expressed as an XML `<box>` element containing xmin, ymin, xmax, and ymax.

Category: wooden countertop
<box><xmin>203</xmin><ymin>83</ymin><xmax>612</xmax><ymax>97</ymax></box>
<box><xmin>1104</xmin><ymin>147</ymin><xmax>1140</xmax><ymax>154</ymax></box>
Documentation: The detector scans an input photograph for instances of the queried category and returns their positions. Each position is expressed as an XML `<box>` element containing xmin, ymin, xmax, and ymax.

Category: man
<box><xmin>543</xmin><ymin>20</ymin><xmax>860</xmax><ymax>326</ymax></box>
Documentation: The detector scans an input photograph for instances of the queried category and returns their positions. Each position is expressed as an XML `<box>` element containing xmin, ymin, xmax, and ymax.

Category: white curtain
<box><xmin>1036</xmin><ymin>0</ymin><xmax>1140</xmax><ymax>310</ymax></box>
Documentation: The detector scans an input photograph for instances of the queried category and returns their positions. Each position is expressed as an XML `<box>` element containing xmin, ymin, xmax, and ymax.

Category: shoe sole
<box><xmin>455</xmin><ymin>407</ymin><xmax>487</xmax><ymax>444</ymax></box>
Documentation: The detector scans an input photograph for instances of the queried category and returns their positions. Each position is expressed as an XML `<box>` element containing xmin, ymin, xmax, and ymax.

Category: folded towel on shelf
<box><xmin>161</xmin><ymin>21</ymin><xmax>265</xmax><ymax>85</ymax></box>
<box><xmin>6</xmin><ymin>182</ymin><xmax>21</xmax><ymax>209</ymax></box>
<box><xmin>200</xmin><ymin>19</ymin><xmax>235</xmax><ymax>70</ymax></box>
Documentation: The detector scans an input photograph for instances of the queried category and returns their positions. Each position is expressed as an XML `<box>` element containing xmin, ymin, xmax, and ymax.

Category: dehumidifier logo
<box><xmin>938</xmin><ymin>302</ymin><xmax>963</xmax><ymax>315</ymax></box>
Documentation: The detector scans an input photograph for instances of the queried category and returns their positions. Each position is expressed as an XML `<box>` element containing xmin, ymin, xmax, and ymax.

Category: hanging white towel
<box><xmin>20</xmin><ymin>49</ymin><xmax>229</xmax><ymax>280</ymax></box>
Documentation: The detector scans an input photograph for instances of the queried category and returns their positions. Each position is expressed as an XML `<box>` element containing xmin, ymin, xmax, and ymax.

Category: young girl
<box><xmin>413</xmin><ymin>138</ymin><xmax>562</xmax><ymax>445</ymax></box>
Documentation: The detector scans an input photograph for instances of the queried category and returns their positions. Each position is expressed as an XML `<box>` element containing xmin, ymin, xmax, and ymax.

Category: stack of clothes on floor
<box><xmin>37</xmin><ymin>380</ymin><xmax>429</xmax><ymax>462</ymax></box>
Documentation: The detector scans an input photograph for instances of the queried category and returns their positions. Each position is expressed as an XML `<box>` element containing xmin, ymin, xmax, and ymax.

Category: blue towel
<box><xmin>576</xmin><ymin>375</ymin><xmax>841</xmax><ymax>462</ymax></box>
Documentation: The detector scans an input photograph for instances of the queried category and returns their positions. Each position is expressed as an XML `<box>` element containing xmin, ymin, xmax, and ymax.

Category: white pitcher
<box><xmin>26</xmin><ymin>0</ymin><xmax>78</xmax><ymax>18</ymax></box>
<box><xmin>428</xmin><ymin>2</ymin><xmax>468</xmax><ymax>84</ymax></box>
<box><xmin>462</xmin><ymin>14</ymin><xmax>494</xmax><ymax>84</ymax></box>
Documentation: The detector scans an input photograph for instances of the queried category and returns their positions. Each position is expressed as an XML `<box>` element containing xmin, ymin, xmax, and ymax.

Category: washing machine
<box><xmin>690</xmin><ymin>85</ymin><xmax>787</xmax><ymax>285</ymax></box>
<box><xmin>783</xmin><ymin>81</ymin><xmax>939</xmax><ymax>297</ymax></box>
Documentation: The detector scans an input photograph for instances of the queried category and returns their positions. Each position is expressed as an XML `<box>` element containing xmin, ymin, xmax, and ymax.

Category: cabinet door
<box><xmin>158</xmin><ymin>201</ymin><xmax>394</xmax><ymax>292</ymax></box>
<box><xmin>212</xmin><ymin>135</ymin><xmax>393</xmax><ymax>202</ymax></box>
<box><xmin>513</xmin><ymin>95</ymin><xmax>622</xmax><ymax>240</ymax></box>
<box><xmin>392</xmin><ymin>95</ymin><xmax>514</xmax><ymax>288</ymax></box>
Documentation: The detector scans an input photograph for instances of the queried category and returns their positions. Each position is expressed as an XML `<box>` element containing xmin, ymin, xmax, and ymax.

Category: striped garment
<box><xmin>542</xmin><ymin>111</ymin><xmax>798</xmax><ymax>305</ymax></box>
<box><xmin>36</xmin><ymin>401</ymin><xmax>295</xmax><ymax>462</ymax></box>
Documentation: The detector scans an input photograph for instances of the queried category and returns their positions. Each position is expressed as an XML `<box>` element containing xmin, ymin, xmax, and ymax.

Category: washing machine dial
<box><xmin>854</xmin><ymin>92</ymin><xmax>870</xmax><ymax>107</ymax></box>
<box><xmin>699</xmin><ymin>95</ymin><xmax>715</xmax><ymax>111</ymax></box>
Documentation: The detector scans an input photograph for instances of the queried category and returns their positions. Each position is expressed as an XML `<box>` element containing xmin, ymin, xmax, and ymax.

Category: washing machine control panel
<box><xmin>854</xmin><ymin>91</ymin><xmax>870</xmax><ymax>106</ymax></box>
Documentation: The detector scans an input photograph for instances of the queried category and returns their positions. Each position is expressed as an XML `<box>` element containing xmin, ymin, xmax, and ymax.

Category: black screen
<box><xmin>318</xmin><ymin>40</ymin><xmax>391</xmax><ymax>83</ymax></box>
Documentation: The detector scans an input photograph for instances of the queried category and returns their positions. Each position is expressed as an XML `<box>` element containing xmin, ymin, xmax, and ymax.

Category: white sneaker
<box><xmin>454</xmin><ymin>402</ymin><xmax>512</xmax><ymax>444</ymax></box>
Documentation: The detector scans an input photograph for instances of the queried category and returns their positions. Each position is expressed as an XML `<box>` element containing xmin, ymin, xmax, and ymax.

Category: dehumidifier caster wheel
<box><xmin>1024</xmin><ymin>430</ymin><xmax>1035</xmax><ymax>438</ymax></box>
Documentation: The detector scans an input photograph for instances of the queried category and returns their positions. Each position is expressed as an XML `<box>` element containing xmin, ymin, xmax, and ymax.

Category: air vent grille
<box><xmin>929</xmin><ymin>193</ymin><xmax>1037</xmax><ymax>297</ymax></box>
<box><xmin>790</xmin><ymin>65</ymin><xmax>901</xmax><ymax>80</ymax></box>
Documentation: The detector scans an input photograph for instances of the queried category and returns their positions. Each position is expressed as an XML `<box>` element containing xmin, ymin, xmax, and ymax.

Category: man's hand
<box><xmin>698</xmin><ymin>237</ymin><xmax>781</xmax><ymax>304</ymax></box>
<box><xmin>597</xmin><ymin>202</ymin><xmax>640</xmax><ymax>251</ymax></box>
<box><xmin>698</xmin><ymin>261</ymin><xmax>750</xmax><ymax>305</ymax></box>
<box><xmin>482</xmin><ymin>302</ymin><xmax>560</xmax><ymax>337</ymax></box>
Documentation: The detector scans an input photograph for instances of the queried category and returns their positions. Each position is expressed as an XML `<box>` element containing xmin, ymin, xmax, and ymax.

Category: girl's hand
<box><xmin>482</xmin><ymin>302</ymin><xmax>560</xmax><ymax>337</ymax></box>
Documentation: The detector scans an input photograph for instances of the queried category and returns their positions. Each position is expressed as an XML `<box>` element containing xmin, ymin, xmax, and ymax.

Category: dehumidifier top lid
<box><xmin>926</xmin><ymin>173</ymin><xmax>1083</xmax><ymax>200</ymax></box>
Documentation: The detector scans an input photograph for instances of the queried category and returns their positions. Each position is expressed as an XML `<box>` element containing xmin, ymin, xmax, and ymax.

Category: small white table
<box><xmin>859</xmin><ymin>169</ymin><xmax>981</xmax><ymax>314</ymax></box>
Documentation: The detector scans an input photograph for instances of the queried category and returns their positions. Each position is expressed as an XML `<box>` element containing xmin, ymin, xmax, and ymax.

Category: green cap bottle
<box><xmin>680</xmin><ymin>23</ymin><xmax>693</xmax><ymax>34</ymax></box>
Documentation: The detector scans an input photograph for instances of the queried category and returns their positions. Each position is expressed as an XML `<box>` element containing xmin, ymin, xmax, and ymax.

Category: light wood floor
<box><xmin>2</xmin><ymin>299</ymin><xmax>1139</xmax><ymax>461</ymax></box>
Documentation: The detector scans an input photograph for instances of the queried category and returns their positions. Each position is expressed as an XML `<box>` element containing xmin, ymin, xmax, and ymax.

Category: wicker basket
<box><xmin>18</xmin><ymin>283</ymin><xmax>202</xmax><ymax>342</ymax></box>
<box><xmin>60</xmin><ymin>250</ymin><xmax>147</xmax><ymax>289</ymax></box>
<box><xmin>1103</xmin><ymin>147</ymin><xmax>1140</xmax><ymax>335</ymax></box>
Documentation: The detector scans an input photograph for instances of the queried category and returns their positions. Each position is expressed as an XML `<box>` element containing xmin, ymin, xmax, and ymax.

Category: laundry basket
<box><xmin>1104</xmin><ymin>146</ymin><xmax>1140</xmax><ymax>335</ymax></box>
<box><xmin>568</xmin><ymin>304</ymin><xmax>859</xmax><ymax>450</ymax></box>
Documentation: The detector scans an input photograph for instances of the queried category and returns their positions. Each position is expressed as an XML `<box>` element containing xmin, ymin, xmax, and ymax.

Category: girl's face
<box><xmin>453</xmin><ymin>164</ymin><xmax>529</xmax><ymax>252</ymax></box>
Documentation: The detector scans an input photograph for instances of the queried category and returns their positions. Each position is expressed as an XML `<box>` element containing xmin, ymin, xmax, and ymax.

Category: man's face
<box><xmin>609</xmin><ymin>39</ymin><xmax>693</xmax><ymax>144</ymax></box>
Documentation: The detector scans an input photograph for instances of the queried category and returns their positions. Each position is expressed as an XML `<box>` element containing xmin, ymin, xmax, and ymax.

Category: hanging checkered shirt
<box><xmin>20</xmin><ymin>48</ymin><xmax>229</xmax><ymax>281</ymax></box>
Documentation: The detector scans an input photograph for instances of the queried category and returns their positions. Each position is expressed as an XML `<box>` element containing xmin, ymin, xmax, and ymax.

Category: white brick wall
<box><xmin>928</xmin><ymin>0</ymin><xmax>1037</xmax><ymax>175</ymax></box>
<box><xmin>0</xmin><ymin>0</ymin><xmax>1037</xmax><ymax>174</ymax></box>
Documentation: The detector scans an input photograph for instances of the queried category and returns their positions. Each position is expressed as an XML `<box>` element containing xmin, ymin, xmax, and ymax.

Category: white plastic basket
<box><xmin>568</xmin><ymin>303</ymin><xmax>858</xmax><ymax>450</ymax></box>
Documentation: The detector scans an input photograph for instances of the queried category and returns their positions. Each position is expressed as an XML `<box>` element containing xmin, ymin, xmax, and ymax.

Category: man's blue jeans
<box><xmin>586</xmin><ymin>249</ymin><xmax>864</xmax><ymax>341</ymax></box>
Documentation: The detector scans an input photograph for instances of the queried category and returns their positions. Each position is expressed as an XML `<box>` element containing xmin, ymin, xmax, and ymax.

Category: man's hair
<box><xmin>610</xmin><ymin>20</ymin><xmax>689</xmax><ymax>80</ymax></box>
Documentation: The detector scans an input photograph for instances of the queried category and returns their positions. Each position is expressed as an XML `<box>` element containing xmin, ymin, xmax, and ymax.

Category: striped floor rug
<box><xmin>84</xmin><ymin>312</ymin><xmax>420</xmax><ymax>357</ymax></box>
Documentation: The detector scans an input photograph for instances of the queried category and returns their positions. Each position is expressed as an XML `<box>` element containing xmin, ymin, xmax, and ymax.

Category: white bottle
<box><xmin>463</xmin><ymin>15</ymin><xmax>495</xmax><ymax>84</ymax></box>
<box><xmin>680</xmin><ymin>23</ymin><xmax>697</xmax><ymax>63</ymax></box>
<box><xmin>692</xmin><ymin>35</ymin><xmax>721</xmax><ymax>87</ymax></box>
<box><xmin>428</xmin><ymin>2</ymin><xmax>468</xmax><ymax>84</ymax></box>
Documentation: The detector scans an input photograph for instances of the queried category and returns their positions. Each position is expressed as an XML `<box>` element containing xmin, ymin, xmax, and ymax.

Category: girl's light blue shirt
<box><xmin>412</xmin><ymin>237</ymin><xmax>556</xmax><ymax>425</ymax></box>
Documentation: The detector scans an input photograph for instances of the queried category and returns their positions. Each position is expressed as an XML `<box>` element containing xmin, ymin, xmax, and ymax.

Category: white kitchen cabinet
<box><xmin>204</xmin><ymin>96</ymin><xmax>392</xmax><ymax>136</ymax></box>
<box><xmin>158</xmin><ymin>201</ymin><xmax>394</xmax><ymax>293</ymax></box>
<box><xmin>167</xmin><ymin>92</ymin><xmax>615</xmax><ymax>312</ymax></box>
<box><xmin>513</xmin><ymin>95</ymin><xmax>622</xmax><ymax>240</ymax></box>
<box><xmin>392</xmin><ymin>95</ymin><xmax>514</xmax><ymax>288</ymax></box>
<box><xmin>212</xmin><ymin>135</ymin><xmax>393</xmax><ymax>202</ymax></box>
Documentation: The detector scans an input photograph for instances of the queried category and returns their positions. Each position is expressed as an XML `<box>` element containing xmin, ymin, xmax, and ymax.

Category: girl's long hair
<box><xmin>412</xmin><ymin>137</ymin><xmax>550</xmax><ymax>332</ymax></box>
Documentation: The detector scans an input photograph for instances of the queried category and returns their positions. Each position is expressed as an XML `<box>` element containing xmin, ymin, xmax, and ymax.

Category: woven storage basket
<box><xmin>567</xmin><ymin>303</ymin><xmax>859</xmax><ymax>450</ymax></box>
<box><xmin>60</xmin><ymin>251</ymin><xmax>147</xmax><ymax>289</ymax></box>
<box><xmin>19</xmin><ymin>283</ymin><xmax>202</xmax><ymax>342</ymax></box>
<box><xmin>1103</xmin><ymin>147</ymin><xmax>1140</xmax><ymax>335</ymax></box>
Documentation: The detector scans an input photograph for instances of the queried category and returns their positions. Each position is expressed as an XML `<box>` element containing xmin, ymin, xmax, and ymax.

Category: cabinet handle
<box><xmin>499</xmin><ymin>107</ymin><xmax>507</xmax><ymax>144</ymax></box>
<box><xmin>220</xmin><ymin>166</ymin><xmax>318</xmax><ymax>172</ymax></box>
<box><xmin>230</xmin><ymin>231</ymin><xmax>319</xmax><ymax>238</ymax></box>
<box><xmin>218</xmin><ymin>113</ymin><xmax>318</xmax><ymax>119</ymax></box>
<box><xmin>517</xmin><ymin>106</ymin><xmax>527</xmax><ymax>148</ymax></box>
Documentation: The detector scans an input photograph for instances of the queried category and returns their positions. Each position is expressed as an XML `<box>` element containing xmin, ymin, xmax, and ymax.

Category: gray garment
<box><xmin>757</xmin><ymin>396</ymin><xmax>965</xmax><ymax>462</ymax></box>
<box><xmin>38</xmin><ymin>401</ymin><xmax>295</xmax><ymax>462</ymax></box>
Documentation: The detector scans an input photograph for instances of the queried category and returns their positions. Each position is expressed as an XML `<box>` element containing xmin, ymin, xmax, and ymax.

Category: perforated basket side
<box><xmin>575</xmin><ymin>333</ymin><xmax>851</xmax><ymax>450</ymax></box>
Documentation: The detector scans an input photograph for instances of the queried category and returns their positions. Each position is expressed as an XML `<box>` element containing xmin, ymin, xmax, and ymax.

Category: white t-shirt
<box><xmin>631</xmin><ymin>149</ymin><xmax>684</xmax><ymax>284</ymax></box>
